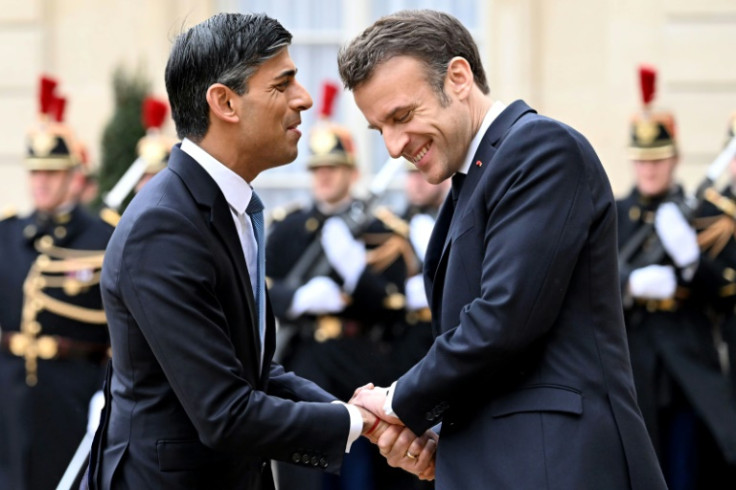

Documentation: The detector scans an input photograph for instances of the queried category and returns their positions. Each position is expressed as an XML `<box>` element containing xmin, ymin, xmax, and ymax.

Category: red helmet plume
<box><xmin>638</xmin><ymin>64</ymin><xmax>657</xmax><ymax>108</ymax></box>
<box><xmin>142</xmin><ymin>96</ymin><xmax>169</xmax><ymax>130</ymax></box>
<box><xmin>318</xmin><ymin>81</ymin><xmax>340</xmax><ymax>119</ymax></box>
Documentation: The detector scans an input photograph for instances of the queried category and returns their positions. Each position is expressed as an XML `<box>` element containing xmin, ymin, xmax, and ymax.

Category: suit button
<box><xmin>425</xmin><ymin>411</ymin><xmax>434</xmax><ymax>420</ymax></box>
<box><xmin>301</xmin><ymin>454</ymin><xmax>310</xmax><ymax>464</ymax></box>
<box><xmin>311</xmin><ymin>456</ymin><xmax>319</xmax><ymax>466</ymax></box>
<box><xmin>320</xmin><ymin>457</ymin><xmax>328</xmax><ymax>468</ymax></box>
<box><xmin>292</xmin><ymin>452</ymin><xmax>301</xmax><ymax>464</ymax></box>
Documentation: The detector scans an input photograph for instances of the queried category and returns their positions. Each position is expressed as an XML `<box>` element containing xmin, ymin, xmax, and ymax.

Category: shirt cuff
<box><xmin>383</xmin><ymin>381</ymin><xmax>397</xmax><ymax>417</ymax></box>
<box><xmin>332</xmin><ymin>401</ymin><xmax>363</xmax><ymax>452</ymax></box>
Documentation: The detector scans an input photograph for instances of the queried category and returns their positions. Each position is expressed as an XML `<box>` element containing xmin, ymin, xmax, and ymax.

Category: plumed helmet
<box><xmin>25</xmin><ymin>75</ymin><xmax>81</xmax><ymax>171</ymax></box>
<box><xmin>136</xmin><ymin>96</ymin><xmax>176</xmax><ymax>174</ymax></box>
<box><xmin>627</xmin><ymin>65</ymin><xmax>678</xmax><ymax>161</ymax></box>
<box><xmin>307</xmin><ymin>81</ymin><xmax>356</xmax><ymax>169</ymax></box>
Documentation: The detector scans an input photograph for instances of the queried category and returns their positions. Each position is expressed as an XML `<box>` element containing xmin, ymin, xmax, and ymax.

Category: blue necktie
<box><xmin>246</xmin><ymin>192</ymin><xmax>266</xmax><ymax>351</ymax></box>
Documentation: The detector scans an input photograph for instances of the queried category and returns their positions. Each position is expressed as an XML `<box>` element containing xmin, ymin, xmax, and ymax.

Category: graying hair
<box><xmin>337</xmin><ymin>9</ymin><xmax>489</xmax><ymax>104</ymax></box>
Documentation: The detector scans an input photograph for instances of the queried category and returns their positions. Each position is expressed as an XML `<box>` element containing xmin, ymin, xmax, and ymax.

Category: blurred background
<box><xmin>1</xmin><ymin>0</ymin><xmax>734</xmax><ymax>213</ymax></box>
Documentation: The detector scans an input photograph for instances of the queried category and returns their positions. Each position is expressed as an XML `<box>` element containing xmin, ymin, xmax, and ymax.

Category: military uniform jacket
<box><xmin>266</xmin><ymin>202</ymin><xmax>408</xmax><ymax>331</ymax></box>
<box><xmin>616</xmin><ymin>186</ymin><xmax>736</xmax><ymax>464</ymax></box>
<box><xmin>693</xmin><ymin>185</ymin><xmax>736</xmax><ymax>412</ymax></box>
<box><xmin>391</xmin><ymin>100</ymin><xmax>666</xmax><ymax>489</ymax></box>
<box><xmin>0</xmin><ymin>205</ymin><xmax>113</xmax><ymax>490</ymax></box>
<box><xmin>265</xmin><ymin>201</ymin><xmax>411</xmax><ymax>400</ymax></box>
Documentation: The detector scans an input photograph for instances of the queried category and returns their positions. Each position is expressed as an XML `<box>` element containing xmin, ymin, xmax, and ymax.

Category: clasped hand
<box><xmin>349</xmin><ymin>383</ymin><xmax>437</xmax><ymax>481</ymax></box>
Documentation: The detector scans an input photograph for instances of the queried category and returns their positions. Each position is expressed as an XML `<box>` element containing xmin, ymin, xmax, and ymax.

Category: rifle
<box><xmin>101</xmin><ymin>156</ymin><xmax>150</xmax><ymax>212</ymax></box>
<box><xmin>619</xmin><ymin>135</ymin><xmax>736</xmax><ymax>272</ymax></box>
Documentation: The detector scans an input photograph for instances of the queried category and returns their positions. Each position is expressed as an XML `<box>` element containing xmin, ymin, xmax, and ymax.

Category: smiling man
<box><xmin>83</xmin><ymin>13</ymin><xmax>437</xmax><ymax>490</ymax></box>
<box><xmin>339</xmin><ymin>9</ymin><xmax>667</xmax><ymax>490</ymax></box>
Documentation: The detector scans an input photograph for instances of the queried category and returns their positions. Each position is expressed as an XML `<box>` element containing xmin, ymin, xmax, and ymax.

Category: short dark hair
<box><xmin>337</xmin><ymin>9</ymin><xmax>489</xmax><ymax>103</ymax></box>
<box><xmin>165</xmin><ymin>13</ymin><xmax>292</xmax><ymax>141</ymax></box>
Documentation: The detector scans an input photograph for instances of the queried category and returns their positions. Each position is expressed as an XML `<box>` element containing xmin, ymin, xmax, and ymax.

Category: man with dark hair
<box><xmin>85</xmin><ymin>13</ymin><xmax>434</xmax><ymax>490</ymax></box>
<box><xmin>341</xmin><ymin>9</ymin><xmax>667</xmax><ymax>489</ymax></box>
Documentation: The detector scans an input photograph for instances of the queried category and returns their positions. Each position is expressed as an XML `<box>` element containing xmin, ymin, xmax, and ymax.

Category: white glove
<box><xmin>406</xmin><ymin>274</ymin><xmax>429</xmax><ymax>310</ymax></box>
<box><xmin>320</xmin><ymin>217</ymin><xmax>366</xmax><ymax>293</ymax></box>
<box><xmin>288</xmin><ymin>276</ymin><xmax>347</xmax><ymax>318</ymax></box>
<box><xmin>628</xmin><ymin>264</ymin><xmax>677</xmax><ymax>300</ymax></box>
<box><xmin>409</xmin><ymin>214</ymin><xmax>435</xmax><ymax>263</ymax></box>
<box><xmin>654</xmin><ymin>202</ymin><xmax>700</xmax><ymax>268</ymax></box>
<box><xmin>87</xmin><ymin>390</ymin><xmax>105</xmax><ymax>436</ymax></box>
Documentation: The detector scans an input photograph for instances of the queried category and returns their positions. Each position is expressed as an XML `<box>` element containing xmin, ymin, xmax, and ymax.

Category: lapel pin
<box><xmin>475</xmin><ymin>160</ymin><xmax>483</xmax><ymax>167</ymax></box>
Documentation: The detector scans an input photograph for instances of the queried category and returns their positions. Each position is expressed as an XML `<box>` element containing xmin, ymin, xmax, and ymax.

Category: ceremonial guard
<box><xmin>0</xmin><ymin>76</ymin><xmax>114</xmax><ymax>490</ymax></box>
<box><xmin>266</xmin><ymin>84</ymin><xmax>413</xmax><ymax>490</ymax></box>
<box><xmin>690</xmin><ymin>113</ymin><xmax>736</xmax><ymax>481</ymax></box>
<box><xmin>616</xmin><ymin>67</ymin><xmax>736</xmax><ymax>489</ymax></box>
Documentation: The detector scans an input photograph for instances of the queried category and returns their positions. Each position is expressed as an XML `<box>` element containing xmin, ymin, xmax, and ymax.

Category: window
<box><xmin>231</xmin><ymin>0</ymin><xmax>485</xmax><ymax>212</ymax></box>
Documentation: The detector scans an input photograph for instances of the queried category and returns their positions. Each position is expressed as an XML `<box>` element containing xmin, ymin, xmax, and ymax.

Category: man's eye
<box><xmin>397</xmin><ymin>110</ymin><xmax>412</xmax><ymax>123</ymax></box>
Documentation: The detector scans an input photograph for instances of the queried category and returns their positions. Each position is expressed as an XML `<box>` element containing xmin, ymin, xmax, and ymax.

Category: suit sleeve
<box><xmin>393</xmin><ymin>120</ymin><xmax>594</xmax><ymax>434</ymax></box>
<box><xmin>266</xmin><ymin>362</ymin><xmax>337</xmax><ymax>403</ymax></box>
<box><xmin>117</xmin><ymin>206</ymin><xmax>350</xmax><ymax>471</ymax></box>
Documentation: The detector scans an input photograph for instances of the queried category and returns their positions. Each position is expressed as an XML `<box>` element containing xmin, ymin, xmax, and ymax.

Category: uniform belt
<box><xmin>314</xmin><ymin>316</ymin><xmax>365</xmax><ymax>342</ymax></box>
<box><xmin>633</xmin><ymin>286</ymin><xmax>689</xmax><ymax>312</ymax></box>
<box><xmin>0</xmin><ymin>331</ymin><xmax>110</xmax><ymax>363</ymax></box>
<box><xmin>633</xmin><ymin>298</ymin><xmax>678</xmax><ymax>312</ymax></box>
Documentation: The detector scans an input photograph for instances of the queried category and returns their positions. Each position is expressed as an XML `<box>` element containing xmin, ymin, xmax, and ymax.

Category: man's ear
<box><xmin>446</xmin><ymin>56</ymin><xmax>474</xmax><ymax>100</ymax></box>
<box><xmin>206</xmin><ymin>83</ymin><xmax>239</xmax><ymax>124</ymax></box>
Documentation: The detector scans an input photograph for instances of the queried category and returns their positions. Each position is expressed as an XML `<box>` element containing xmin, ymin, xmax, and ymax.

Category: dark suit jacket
<box><xmin>391</xmin><ymin>101</ymin><xmax>667</xmax><ymax>489</ymax></box>
<box><xmin>86</xmin><ymin>146</ymin><xmax>352</xmax><ymax>490</ymax></box>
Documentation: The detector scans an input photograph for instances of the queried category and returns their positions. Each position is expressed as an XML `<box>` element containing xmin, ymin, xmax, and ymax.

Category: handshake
<box><xmin>349</xmin><ymin>383</ymin><xmax>438</xmax><ymax>481</ymax></box>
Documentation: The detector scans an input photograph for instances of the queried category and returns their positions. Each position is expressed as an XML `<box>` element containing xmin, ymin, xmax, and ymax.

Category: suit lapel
<box><xmin>167</xmin><ymin>145</ymin><xmax>262</xmax><ymax>375</ymax></box>
<box><xmin>427</xmin><ymin>100</ymin><xmax>537</xmax><ymax>331</ymax></box>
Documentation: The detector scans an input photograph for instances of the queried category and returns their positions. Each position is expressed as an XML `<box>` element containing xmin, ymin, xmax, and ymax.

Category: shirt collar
<box><xmin>457</xmin><ymin>100</ymin><xmax>506</xmax><ymax>175</ymax></box>
<box><xmin>181</xmin><ymin>138</ymin><xmax>253</xmax><ymax>214</ymax></box>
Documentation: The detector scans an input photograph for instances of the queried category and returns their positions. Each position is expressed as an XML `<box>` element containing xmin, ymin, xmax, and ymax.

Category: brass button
<box><xmin>63</xmin><ymin>279</ymin><xmax>82</xmax><ymax>296</ymax></box>
<box><xmin>25</xmin><ymin>321</ymin><xmax>42</xmax><ymax>336</ymax></box>
<box><xmin>305</xmin><ymin>217</ymin><xmax>319</xmax><ymax>232</ymax></box>
<box><xmin>56</xmin><ymin>212</ymin><xmax>71</xmax><ymax>224</ymax></box>
<box><xmin>9</xmin><ymin>334</ymin><xmax>30</xmax><ymax>356</ymax></box>
<box><xmin>54</xmin><ymin>226</ymin><xmax>67</xmax><ymax>239</ymax></box>
<box><xmin>628</xmin><ymin>206</ymin><xmax>641</xmax><ymax>222</ymax></box>
<box><xmin>38</xmin><ymin>235</ymin><xmax>54</xmax><ymax>250</ymax></box>
<box><xmin>23</xmin><ymin>224</ymin><xmax>37</xmax><ymax>239</ymax></box>
<box><xmin>36</xmin><ymin>255</ymin><xmax>51</xmax><ymax>268</ymax></box>
<box><xmin>36</xmin><ymin>336</ymin><xmax>58</xmax><ymax>359</ymax></box>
